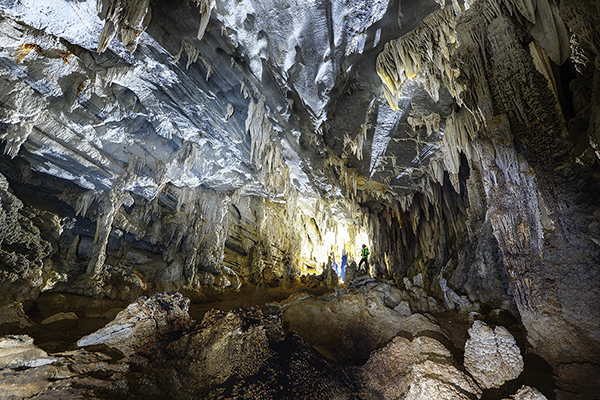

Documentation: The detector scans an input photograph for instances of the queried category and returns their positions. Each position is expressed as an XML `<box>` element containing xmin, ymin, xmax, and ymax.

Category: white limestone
<box><xmin>464</xmin><ymin>320</ymin><xmax>524</xmax><ymax>389</ymax></box>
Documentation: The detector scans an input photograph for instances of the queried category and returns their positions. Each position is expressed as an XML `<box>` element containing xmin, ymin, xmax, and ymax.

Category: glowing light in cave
<box><xmin>297</xmin><ymin>204</ymin><xmax>371</xmax><ymax>280</ymax></box>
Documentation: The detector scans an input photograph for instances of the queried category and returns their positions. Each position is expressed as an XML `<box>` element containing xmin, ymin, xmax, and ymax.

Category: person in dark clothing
<box><xmin>358</xmin><ymin>244</ymin><xmax>369</xmax><ymax>272</ymax></box>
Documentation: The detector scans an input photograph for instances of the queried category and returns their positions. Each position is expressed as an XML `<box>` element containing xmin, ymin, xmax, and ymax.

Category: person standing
<box><xmin>358</xmin><ymin>244</ymin><xmax>369</xmax><ymax>272</ymax></box>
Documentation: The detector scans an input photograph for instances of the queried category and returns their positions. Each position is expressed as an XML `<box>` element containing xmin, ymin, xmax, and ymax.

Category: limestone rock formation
<box><xmin>149</xmin><ymin>307</ymin><xmax>355</xmax><ymax>400</ymax></box>
<box><xmin>0</xmin><ymin>347</ymin><xmax>131</xmax><ymax>400</ymax></box>
<box><xmin>0</xmin><ymin>302</ymin><xmax>34</xmax><ymax>330</ymax></box>
<box><xmin>273</xmin><ymin>278</ymin><xmax>445</xmax><ymax>363</ymax></box>
<box><xmin>0</xmin><ymin>335</ymin><xmax>56</xmax><ymax>369</ymax></box>
<box><xmin>77</xmin><ymin>291</ymin><xmax>191</xmax><ymax>356</ymax></box>
<box><xmin>502</xmin><ymin>385</ymin><xmax>548</xmax><ymax>400</ymax></box>
<box><xmin>356</xmin><ymin>335</ymin><xmax>482</xmax><ymax>400</ymax></box>
<box><xmin>464</xmin><ymin>320</ymin><xmax>524</xmax><ymax>389</ymax></box>
<box><xmin>0</xmin><ymin>292</ymin><xmax>485</xmax><ymax>400</ymax></box>
<box><xmin>0</xmin><ymin>173</ymin><xmax>55</xmax><ymax>306</ymax></box>
<box><xmin>0</xmin><ymin>0</ymin><xmax>599</xmax><ymax>397</ymax></box>
<box><xmin>41</xmin><ymin>311</ymin><xmax>79</xmax><ymax>325</ymax></box>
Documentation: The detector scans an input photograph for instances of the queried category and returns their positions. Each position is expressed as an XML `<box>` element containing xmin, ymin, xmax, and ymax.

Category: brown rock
<box><xmin>151</xmin><ymin>307</ymin><xmax>354</xmax><ymax>400</ymax></box>
<box><xmin>77</xmin><ymin>292</ymin><xmax>191</xmax><ymax>356</ymax></box>
<box><xmin>278</xmin><ymin>281</ymin><xmax>445</xmax><ymax>363</ymax></box>
<box><xmin>0</xmin><ymin>335</ymin><xmax>57</xmax><ymax>369</ymax></box>
<box><xmin>0</xmin><ymin>302</ymin><xmax>34</xmax><ymax>328</ymax></box>
<box><xmin>501</xmin><ymin>385</ymin><xmax>548</xmax><ymax>400</ymax></box>
<box><xmin>41</xmin><ymin>311</ymin><xmax>79</xmax><ymax>325</ymax></box>
<box><xmin>356</xmin><ymin>335</ymin><xmax>482</xmax><ymax>400</ymax></box>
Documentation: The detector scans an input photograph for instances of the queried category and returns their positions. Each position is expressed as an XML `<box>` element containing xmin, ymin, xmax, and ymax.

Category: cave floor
<box><xmin>4</xmin><ymin>283</ymin><xmax>557</xmax><ymax>400</ymax></box>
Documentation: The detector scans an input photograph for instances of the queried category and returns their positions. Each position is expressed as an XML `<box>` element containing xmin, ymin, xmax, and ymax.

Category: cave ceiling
<box><xmin>0</xmin><ymin>0</ymin><xmax>452</xmax><ymax>214</ymax></box>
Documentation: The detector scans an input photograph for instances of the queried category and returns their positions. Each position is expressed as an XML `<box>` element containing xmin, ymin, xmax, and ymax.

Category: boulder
<box><xmin>0</xmin><ymin>348</ymin><xmax>130</xmax><ymax>399</ymax></box>
<box><xmin>277</xmin><ymin>280</ymin><xmax>445</xmax><ymax>363</ymax></box>
<box><xmin>41</xmin><ymin>312</ymin><xmax>79</xmax><ymax>325</ymax></box>
<box><xmin>378</xmin><ymin>283</ymin><xmax>406</xmax><ymax>308</ymax></box>
<box><xmin>394</xmin><ymin>300</ymin><xmax>412</xmax><ymax>316</ymax></box>
<box><xmin>501</xmin><ymin>385</ymin><xmax>548</xmax><ymax>400</ymax></box>
<box><xmin>0</xmin><ymin>335</ymin><xmax>57</xmax><ymax>369</ymax></box>
<box><xmin>0</xmin><ymin>302</ymin><xmax>34</xmax><ymax>329</ymax></box>
<box><xmin>502</xmin><ymin>385</ymin><xmax>547</xmax><ymax>400</ymax></box>
<box><xmin>152</xmin><ymin>307</ymin><xmax>354</xmax><ymax>400</ymax></box>
<box><xmin>77</xmin><ymin>292</ymin><xmax>191</xmax><ymax>356</ymax></box>
<box><xmin>412</xmin><ymin>273</ymin><xmax>424</xmax><ymax>288</ymax></box>
<box><xmin>356</xmin><ymin>335</ymin><xmax>482</xmax><ymax>400</ymax></box>
<box><xmin>464</xmin><ymin>320</ymin><xmax>524</xmax><ymax>389</ymax></box>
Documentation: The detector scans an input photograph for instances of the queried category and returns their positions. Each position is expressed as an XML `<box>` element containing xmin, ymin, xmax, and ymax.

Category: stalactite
<box><xmin>75</xmin><ymin>191</ymin><xmax>98</xmax><ymax>218</ymax></box>
<box><xmin>527</xmin><ymin>0</ymin><xmax>571</xmax><ymax>65</ymax></box>
<box><xmin>192</xmin><ymin>0</ymin><xmax>216</xmax><ymax>41</ymax></box>
<box><xmin>440</xmin><ymin>108</ymin><xmax>478</xmax><ymax>192</ymax></box>
<box><xmin>87</xmin><ymin>190</ymin><xmax>126</xmax><ymax>275</ymax></box>
<box><xmin>407</xmin><ymin>113</ymin><xmax>441</xmax><ymax>137</ymax></box>
<box><xmin>0</xmin><ymin>110</ymin><xmax>46</xmax><ymax>159</ymax></box>
<box><xmin>377</xmin><ymin>0</ymin><xmax>571</xmax><ymax>117</ymax></box>
<box><xmin>376</xmin><ymin>7</ymin><xmax>460</xmax><ymax>108</ymax></box>
<box><xmin>244</xmin><ymin>96</ymin><xmax>291</xmax><ymax>196</ymax></box>
<box><xmin>174</xmin><ymin>37</ymin><xmax>201</xmax><ymax>70</ymax></box>
<box><xmin>96</xmin><ymin>0</ymin><xmax>152</xmax><ymax>53</ymax></box>
<box><xmin>246</xmin><ymin>97</ymin><xmax>272</xmax><ymax>171</ymax></box>
<box><xmin>560</xmin><ymin>0</ymin><xmax>600</xmax><ymax>58</ymax></box>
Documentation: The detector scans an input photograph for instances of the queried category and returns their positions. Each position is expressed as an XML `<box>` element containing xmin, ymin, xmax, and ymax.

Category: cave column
<box><xmin>86</xmin><ymin>191</ymin><xmax>122</xmax><ymax>276</ymax></box>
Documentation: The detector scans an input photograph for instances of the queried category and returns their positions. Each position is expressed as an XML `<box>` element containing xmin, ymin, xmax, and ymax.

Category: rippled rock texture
<box><xmin>502</xmin><ymin>386</ymin><xmax>548</xmax><ymax>400</ymax></box>
<box><xmin>0</xmin><ymin>335</ymin><xmax>56</xmax><ymax>369</ymax></box>
<box><xmin>356</xmin><ymin>335</ymin><xmax>482</xmax><ymax>400</ymax></box>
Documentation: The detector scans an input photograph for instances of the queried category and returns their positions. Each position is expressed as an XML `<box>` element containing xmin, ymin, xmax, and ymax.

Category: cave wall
<box><xmin>374</xmin><ymin>0</ymin><xmax>600</xmax><ymax>397</ymax></box>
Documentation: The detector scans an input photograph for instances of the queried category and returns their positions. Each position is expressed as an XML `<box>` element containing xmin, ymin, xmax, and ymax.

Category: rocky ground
<box><xmin>0</xmin><ymin>279</ymin><xmax>553</xmax><ymax>400</ymax></box>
